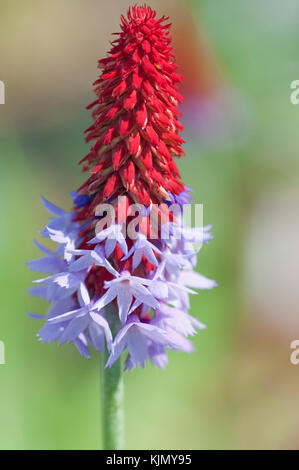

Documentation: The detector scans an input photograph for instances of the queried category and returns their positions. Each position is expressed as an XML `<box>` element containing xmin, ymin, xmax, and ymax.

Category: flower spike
<box><xmin>27</xmin><ymin>4</ymin><xmax>216</xmax><ymax>369</ymax></box>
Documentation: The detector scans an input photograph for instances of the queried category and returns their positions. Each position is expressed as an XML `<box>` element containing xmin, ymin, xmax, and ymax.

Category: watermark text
<box><xmin>290</xmin><ymin>340</ymin><xmax>299</xmax><ymax>365</ymax></box>
<box><xmin>94</xmin><ymin>196</ymin><xmax>204</xmax><ymax>246</ymax></box>
<box><xmin>0</xmin><ymin>340</ymin><xmax>5</xmax><ymax>364</ymax></box>
<box><xmin>290</xmin><ymin>80</ymin><xmax>299</xmax><ymax>105</ymax></box>
<box><xmin>0</xmin><ymin>80</ymin><xmax>5</xmax><ymax>104</ymax></box>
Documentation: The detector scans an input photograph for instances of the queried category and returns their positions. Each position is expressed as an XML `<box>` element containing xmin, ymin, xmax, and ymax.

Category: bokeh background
<box><xmin>1</xmin><ymin>0</ymin><xmax>299</xmax><ymax>450</ymax></box>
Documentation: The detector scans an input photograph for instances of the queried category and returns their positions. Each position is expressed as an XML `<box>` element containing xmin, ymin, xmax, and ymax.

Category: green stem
<box><xmin>101</xmin><ymin>312</ymin><xmax>124</xmax><ymax>450</ymax></box>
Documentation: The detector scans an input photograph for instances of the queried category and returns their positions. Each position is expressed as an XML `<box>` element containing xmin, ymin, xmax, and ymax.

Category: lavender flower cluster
<box><xmin>27</xmin><ymin>191</ymin><xmax>216</xmax><ymax>370</ymax></box>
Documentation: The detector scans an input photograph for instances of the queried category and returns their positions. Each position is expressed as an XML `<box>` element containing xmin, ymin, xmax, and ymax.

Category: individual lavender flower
<box><xmin>47</xmin><ymin>285</ymin><xmax>112</xmax><ymax>353</ymax></box>
<box><xmin>105</xmin><ymin>314</ymin><xmax>179</xmax><ymax>369</ymax></box>
<box><xmin>88</xmin><ymin>224</ymin><xmax>128</xmax><ymax>258</ymax></box>
<box><xmin>121</xmin><ymin>233</ymin><xmax>162</xmax><ymax>270</ymax></box>
<box><xmin>93</xmin><ymin>271</ymin><xmax>160</xmax><ymax>324</ymax></box>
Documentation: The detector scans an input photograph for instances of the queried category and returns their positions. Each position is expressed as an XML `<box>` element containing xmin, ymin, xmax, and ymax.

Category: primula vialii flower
<box><xmin>27</xmin><ymin>5</ymin><xmax>216</xmax><ymax>370</ymax></box>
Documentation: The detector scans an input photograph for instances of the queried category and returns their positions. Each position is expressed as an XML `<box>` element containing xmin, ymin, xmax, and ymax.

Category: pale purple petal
<box><xmin>137</xmin><ymin>322</ymin><xmax>178</xmax><ymax>347</ymax></box>
<box><xmin>124</xmin><ymin>355</ymin><xmax>135</xmax><ymax>371</ymax></box>
<box><xmin>26</xmin><ymin>256</ymin><xmax>67</xmax><ymax>274</ymax></box>
<box><xmin>105</xmin><ymin>329</ymin><xmax>128</xmax><ymax>368</ymax></box>
<box><xmin>105</xmin><ymin>237</ymin><xmax>116</xmax><ymax>257</ymax></box>
<box><xmin>88</xmin><ymin>322</ymin><xmax>105</xmax><ymax>352</ymax></box>
<box><xmin>93</xmin><ymin>285</ymin><xmax>118</xmax><ymax>311</ymax></box>
<box><xmin>167</xmin><ymin>330</ymin><xmax>194</xmax><ymax>353</ymax></box>
<box><xmin>142</xmin><ymin>245</ymin><xmax>159</xmax><ymax>266</ymax></box>
<box><xmin>27</xmin><ymin>313</ymin><xmax>44</xmax><ymax>320</ymax></box>
<box><xmin>28</xmin><ymin>286</ymin><xmax>48</xmax><ymax>299</ymax></box>
<box><xmin>179</xmin><ymin>271</ymin><xmax>217</xmax><ymax>289</ymax></box>
<box><xmin>132</xmin><ymin>250</ymin><xmax>143</xmax><ymax>271</ymax></box>
<box><xmin>38</xmin><ymin>322</ymin><xmax>66</xmax><ymax>343</ymax></box>
<box><xmin>78</xmin><ymin>282</ymin><xmax>90</xmax><ymax>307</ymax></box>
<box><xmin>48</xmin><ymin>307</ymin><xmax>85</xmax><ymax>324</ymax></box>
<box><xmin>148</xmin><ymin>280</ymin><xmax>168</xmax><ymax>299</ymax></box>
<box><xmin>117</xmin><ymin>285</ymin><xmax>133</xmax><ymax>324</ymax></box>
<box><xmin>89</xmin><ymin>311</ymin><xmax>112</xmax><ymax>351</ymax></box>
<box><xmin>69</xmin><ymin>255</ymin><xmax>93</xmax><ymax>272</ymax></box>
<box><xmin>41</xmin><ymin>196</ymin><xmax>66</xmax><ymax>216</ymax></box>
<box><xmin>52</xmin><ymin>273</ymin><xmax>81</xmax><ymax>289</ymax></box>
<box><xmin>59</xmin><ymin>314</ymin><xmax>89</xmax><ymax>344</ymax></box>
<box><xmin>74</xmin><ymin>334</ymin><xmax>90</xmax><ymax>358</ymax></box>
<box><xmin>130</xmin><ymin>284</ymin><xmax>159</xmax><ymax>309</ymax></box>
<box><xmin>126</xmin><ymin>327</ymin><xmax>148</xmax><ymax>368</ymax></box>
<box><xmin>116</xmin><ymin>234</ymin><xmax>128</xmax><ymax>257</ymax></box>
<box><xmin>33</xmin><ymin>239</ymin><xmax>53</xmax><ymax>256</ymax></box>
<box><xmin>148</xmin><ymin>343</ymin><xmax>168</xmax><ymax>369</ymax></box>
<box><xmin>47</xmin><ymin>297</ymin><xmax>76</xmax><ymax>318</ymax></box>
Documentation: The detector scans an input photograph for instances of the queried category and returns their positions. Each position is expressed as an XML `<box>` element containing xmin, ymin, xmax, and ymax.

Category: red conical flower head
<box><xmin>77</xmin><ymin>4</ymin><xmax>186</xmax><ymax>220</ymax></box>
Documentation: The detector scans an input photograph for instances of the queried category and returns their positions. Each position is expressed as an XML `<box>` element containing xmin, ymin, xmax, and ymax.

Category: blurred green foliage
<box><xmin>0</xmin><ymin>0</ymin><xmax>299</xmax><ymax>449</ymax></box>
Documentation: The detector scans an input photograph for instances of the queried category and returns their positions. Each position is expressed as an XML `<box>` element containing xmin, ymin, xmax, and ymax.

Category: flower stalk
<box><xmin>101</xmin><ymin>305</ymin><xmax>124</xmax><ymax>450</ymax></box>
<box><xmin>101</xmin><ymin>353</ymin><xmax>124</xmax><ymax>450</ymax></box>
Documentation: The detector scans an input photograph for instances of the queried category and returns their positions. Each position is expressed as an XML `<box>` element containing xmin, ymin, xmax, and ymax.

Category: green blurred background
<box><xmin>1</xmin><ymin>0</ymin><xmax>299</xmax><ymax>450</ymax></box>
